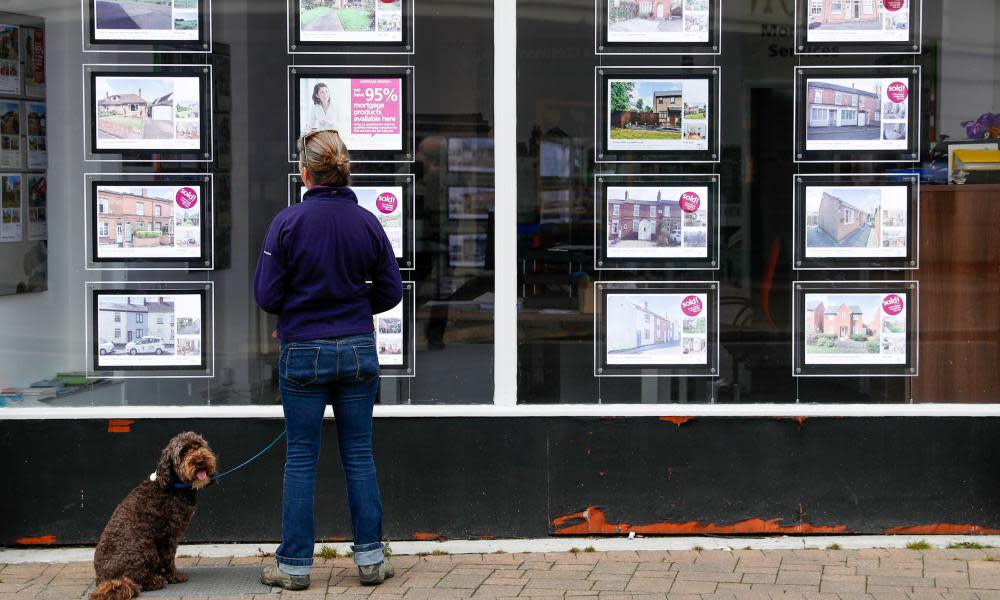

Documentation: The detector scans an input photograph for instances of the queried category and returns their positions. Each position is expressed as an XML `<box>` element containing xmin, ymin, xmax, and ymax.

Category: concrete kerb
<box><xmin>4</xmin><ymin>535</ymin><xmax>1000</xmax><ymax>565</ymax></box>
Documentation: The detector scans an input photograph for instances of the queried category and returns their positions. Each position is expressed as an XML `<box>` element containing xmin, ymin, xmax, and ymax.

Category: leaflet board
<box><xmin>595</xmin><ymin>281</ymin><xmax>720</xmax><ymax>378</ymax></box>
<box><xmin>792</xmin><ymin>280</ymin><xmax>918</xmax><ymax>377</ymax></box>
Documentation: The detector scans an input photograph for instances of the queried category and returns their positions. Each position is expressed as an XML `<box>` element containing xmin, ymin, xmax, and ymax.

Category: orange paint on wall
<box><xmin>884</xmin><ymin>524</ymin><xmax>1000</xmax><ymax>535</ymax></box>
<box><xmin>659</xmin><ymin>416</ymin><xmax>694</xmax><ymax>426</ymax></box>
<box><xmin>16</xmin><ymin>535</ymin><xmax>56</xmax><ymax>545</ymax></box>
<box><xmin>107</xmin><ymin>419</ymin><xmax>135</xmax><ymax>433</ymax></box>
<box><xmin>552</xmin><ymin>506</ymin><xmax>849</xmax><ymax>536</ymax></box>
<box><xmin>413</xmin><ymin>532</ymin><xmax>448</xmax><ymax>541</ymax></box>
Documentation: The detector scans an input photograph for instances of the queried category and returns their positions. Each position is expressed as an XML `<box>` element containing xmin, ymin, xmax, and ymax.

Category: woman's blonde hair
<box><xmin>298</xmin><ymin>129</ymin><xmax>351</xmax><ymax>188</ymax></box>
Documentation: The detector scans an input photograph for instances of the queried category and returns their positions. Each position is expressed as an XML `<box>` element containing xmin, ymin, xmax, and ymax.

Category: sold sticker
<box><xmin>176</xmin><ymin>187</ymin><xmax>198</xmax><ymax>209</ymax></box>
<box><xmin>376</xmin><ymin>192</ymin><xmax>398</xmax><ymax>214</ymax></box>
<box><xmin>883</xmin><ymin>0</ymin><xmax>904</xmax><ymax>11</ymax></box>
<box><xmin>679</xmin><ymin>191</ymin><xmax>701</xmax><ymax>213</ymax></box>
<box><xmin>882</xmin><ymin>294</ymin><xmax>904</xmax><ymax>316</ymax></box>
<box><xmin>681</xmin><ymin>295</ymin><xmax>703</xmax><ymax>317</ymax></box>
<box><xmin>886</xmin><ymin>81</ymin><xmax>909</xmax><ymax>103</ymax></box>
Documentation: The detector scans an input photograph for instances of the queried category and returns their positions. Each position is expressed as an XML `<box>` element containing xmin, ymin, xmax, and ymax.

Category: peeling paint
<box><xmin>413</xmin><ymin>532</ymin><xmax>448</xmax><ymax>541</ymax></box>
<box><xmin>16</xmin><ymin>535</ymin><xmax>56</xmax><ymax>545</ymax></box>
<box><xmin>107</xmin><ymin>419</ymin><xmax>135</xmax><ymax>433</ymax></box>
<box><xmin>659</xmin><ymin>416</ymin><xmax>694</xmax><ymax>427</ymax></box>
<box><xmin>324</xmin><ymin>536</ymin><xmax>349</xmax><ymax>542</ymax></box>
<box><xmin>884</xmin><ymin>524</ymin><xmax>1000</xmax><ymax>535</ymax></box>
<box><xmin>551</xmin><ymin>506</ymin><xmax>850</xmax><ymax>535</ymax></box>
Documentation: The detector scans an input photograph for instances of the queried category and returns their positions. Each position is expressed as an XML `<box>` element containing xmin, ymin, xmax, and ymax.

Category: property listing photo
<box><xmin>803</xmin><ymin>185</ymin><xmax>908</xmax><ymax>259</ymax></box>
<box><xmin>803</xmin><ymin>292</ymin><xmax>908</xmax><ymax>366</ymax></box>
<box><xmin>0</xmin><ymin>100</ymin><xmax>19</xmax><ymax>169</ymax></box>
<box><xmin>93</xmin><ymin>183</ymin><xmax>204</xmax><ymax>261</ymax></box>
<box><xmin>604</xmin><ymin>292</ymin><xmax>710</xmax><ymax>367</ymax></box>
<box><xmin>804</xmin><ymin>0</ymin><xmax>911</xmax><ymax>43</ymax></box>
<box><xmin>802</xmin><ymin>75</ymin><xmax>913</xmax><ymax>154</ymax></box>
<box><xmin>298</xmin><ymin>0</ymin><xmax>403</xmax><ymax>43</ymax></box>
<box><xmin>91</xmin><ymin>0</ymin><xmax>201</xmax><ymax>42</ymax></box>
<box><xmin>374</xmin><ymin>299</ymin><xmax>404</xmax><ymax>367</ymax></box>
<box><xmin>93</xmin><ymin>74</ymin><xmax>203</xmax><ymax>152</ymax></box>
<box><xmin>93</xmin><ymin>292</ymin><xmax>204</xmax><ymax>370</ymax></box>
<box><xmin>606</xmin><ymin>77</ymin><xmax>709</xmax><ymax>152</ymax></box>
<box><xmin>605</xmin><ymin>185</ymin><xmax>709</xmax><ymax>259</ymax></box>
<box><xmin>606</xmin><ymin>0</ymin><xmax>710</xmax><ymax>44</ymax></box>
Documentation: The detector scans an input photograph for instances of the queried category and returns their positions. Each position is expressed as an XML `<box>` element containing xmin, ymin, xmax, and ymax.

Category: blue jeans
<box><xmin>275</xmin><ymin>334</ymin><xmax>385</xmax><ymax>573</ymax></box>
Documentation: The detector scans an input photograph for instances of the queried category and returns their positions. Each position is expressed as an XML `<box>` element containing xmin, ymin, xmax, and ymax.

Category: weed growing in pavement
<box><xmin>584</xmin><ymin>546</ymin><xmax>596</xmax><ymax>552</ymax></box>
<box><xmin>906</xmin><ymin>540</ymin><xmax>932</xmax><ymax>550</ymax></box>
<box><xmin>948</xmin><ymin>542</ymin><xmax>992</xmax><ymax>549</ymax></box>
<box><xmin>316</xmin><ymin>545</ymin><xmax>338</xmax><ymax>559</ymax></box>
<box><xmin>570</xmin><ymin>547</ymin><xmax>581</xmax><ymax>554</ymax></box>
<box><xmin>431</xmin><ymin>550</ymin><xmax>449</xmax><ymax>556</ymax></box>
<box><xmin>827</xmin><ymin>543</ymin><xmax>842</xmax><ymax>550</ymax></box>
<box><xmin>693</xmin><ymin>545</ymin><xmax>704</xmax><ymax>552</ymax></box>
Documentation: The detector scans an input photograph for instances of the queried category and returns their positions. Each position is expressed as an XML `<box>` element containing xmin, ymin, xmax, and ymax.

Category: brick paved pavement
<box><xmin>5</xmin><ymin>547</ymin><xmax>1000</xmax><ymax>599</ymax></box>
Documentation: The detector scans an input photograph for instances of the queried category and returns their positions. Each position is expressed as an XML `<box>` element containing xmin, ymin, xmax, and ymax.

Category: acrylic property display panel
<box><xmin>84</xmin><ymin>0</ymin><xmax>212</xmax><ymax>52</ymax></box>
<box><xmin>595</xmin><ymin>174</ymin><xmax>719</xmax><ymax>270</ymax></box>
<box><xmin>795</xmin><ymin>0</ymin><xmax>922</xmax><ymax>54</ymax></box>
<box><xmin>793</xmin><ymin>281</ymin><xmax>917</xmax><ymax>377</ymax></box>
<box><xmin>375</xmin><ymin>281</ymin><xmax>414</xmax><ymax>377</ymax></box>
<box><xmin>87</xmin><ymin>173</ymin><xmax>213</xmax><ymax>269</ymax></box>
<box><xmin>88</xmin><ymin>285</ymin><xmax>213</xmax><ymax>377</ymax></box>
<box><xmin>0</xmin><ymin>100</ymin><xmax>20</xmax><ymax>169</ymax></box>
<box><xmin>288</xmin><ymin>66</ymin><xmax>414</xmax><ymax>163</ymax></box>
<box><xmin>795</xmin><ymin>66</ymin><xmax>920</xmax><ymax>163</ymax></box>
<box><xmin>596</xmin><ymin>67</ymin><xmax>720</xmax><ymax>163</ymax></box>
<box><xmin>595</xmin><ymin>281</ymin><xmax>719</xmax><ymax>378</ymax></box>
<box><xmin>288</xmin><ymin>0</ymin><xmax>413</xmax><ymax>54</ymax></box>
<box><xmin>597</xmin><ymin>0</ymin><xmax>721</xmax><ymax>55</ymax></box>
<box><xmin>794</xmin><ymin>174</ymin><xmax>918</xmax><ymax>270</ymax></box>
<box><xmin>0</xmin><ymin>24</ymin><xmax>20</xmax><ymax>95</ymax></box>
<box><xmin>288</xmin><ymin>173</ymin><xmax>414</xmax><ymax>269</ymax></box>
<box><xmin>85</xmin><ymin>65</ymin><xmax>213</xmax><ymax>161</ymax></box>
<box><xmin>0</xmin><ymin>173</ymin><xmax>23</xmax><ymax>243</ymax></box>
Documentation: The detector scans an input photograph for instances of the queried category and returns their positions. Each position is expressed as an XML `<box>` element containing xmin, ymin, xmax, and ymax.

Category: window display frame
<box><xmin>379</xmin><ymin>281</ymin><xmax>415</xmax><ymax>377</ymax></box>
<box><xmin>85</xmin><ymin>281</ymin><xmax>215</xmax><ymax>379</ymax></box>
<box><xmin>85</xmin><ymin>172</ymin><xmax>215</xmax><ymax>271</ymax></box>
<box><xmin>83</xmin><ymin>63</ymin><xmax>214</xmax><ymax>163</ymax></box>
<box><xmin>82</xmin><ymin>0</ymin><xmax>213</xmax><ymax>53</ymax></box>
<box><xmin>793</xmin><ymin>173</ymin><xmax>918</xmax><ymax>271</ymax></box>
<box><xmin>287</xmin><ymin>65</ymin><xmax>415</xmax><ymax>164</ymax></box>
<box><xmin>595</xmin><ymin>66</ymin><xmax>721</xmax><ymax>164</ymax></box>
<box><xmin>794</xmin><ymin>0</ymin><xmax>922</xmax><ymax>56</ymax></box>
<box><xmin>794</xmin><ymin>65</ymin><xmax>920</xmax><ymax>164</ymax></box>
<box><xmin>288</xmin><ymin>172</ymin><xmax>415</xmax><ymax>270</ymax></box>
<box><xmin>594</xmin><ymin>281</ymin><xmax>720</xmax><ymax>378</ymax></box>
<box><xmin>0</xmin><ymin>100</ymin><xmax>23</xmax><ymax>170</ymax></box>
<box><xmin>594</xmin><ymin>174</ymin><xmax>720</xmax><ymax>271</ymax></box>
<box><xmin>595</xmin><ymin>0</ymin><xmax>722</xmax><ymax>56</ymax></box>
<box><xmin>286</xmin><ymin>0</ymin><xmax>414</xmax><ymax>55</ymax></box>
<box><xmin>792</xmin><ymin>280</ymin><xmax>918</xmax><ymax>378</ymax></box>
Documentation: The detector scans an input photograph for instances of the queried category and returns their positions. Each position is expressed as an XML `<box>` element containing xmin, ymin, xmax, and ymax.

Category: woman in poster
<box><xmin>254</xmin><ymin>130</ymin><xmax>402</xmax><ymax>591</ymax></box>
<box><xmin>307</xmin><ymin>82</ymin><xmax>337</xmax><ymax>132</ymax></box>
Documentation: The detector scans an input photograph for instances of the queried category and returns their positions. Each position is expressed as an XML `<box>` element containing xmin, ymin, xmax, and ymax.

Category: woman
<box><xmin>253</xmin><ymin>130</ymin><xmax>402</xmax><ymax>591</ymax></box>
<box><xmin>307</xmin><ymin>82</ymin><xmax>337</xmax><ymax>133</ymax></box>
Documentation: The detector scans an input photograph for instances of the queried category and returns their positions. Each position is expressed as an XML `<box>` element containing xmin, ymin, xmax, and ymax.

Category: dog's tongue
<box><xmin>196</xmin><ymin>470</ymin><xmax>208</xmax><ymax>481</ymax></box>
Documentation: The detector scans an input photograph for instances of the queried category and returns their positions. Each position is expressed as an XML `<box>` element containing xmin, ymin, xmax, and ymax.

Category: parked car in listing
<box><xmin>126</xmin><ymin>336</ymin><xmax>166</xmax><ymax>355</ymax></box>
<box><xmin>98</xmin><ymin>341</ymin><xmax>116</xmax><ymax>355</ymax></box>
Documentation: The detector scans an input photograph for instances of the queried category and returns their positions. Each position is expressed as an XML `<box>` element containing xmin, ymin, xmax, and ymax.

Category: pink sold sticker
<box><xmin>883</xmin><ymin>0</ymin><xmax>904</xmax><ymax>11</ymax></box>
<box><xmin>681</xmin><ymin>295</ymin><xmax>703</xmax><ymax>317</ymax></box>
<box><xmin>176</xmin><ymin>187</ymin><xmax>198</xmax><ymax>209</ymax></box>
<box><xmin>679</xmin><ymin>191</ymin><xmax>701</xmax><ymax>213</ymax></box>
<box><xmin>376</xmin><ymin>192</ymin><xmax>398</xmax><ymax>214</ymax></box>
<box><xmin>882</xmin><ymin>294</ymin><xmax>904</xmax><ymax>316</ymax></box>
<box><xmin>886</xmin><ymin>81</ymin><xmax>908</xmax><ymax>103</ymax></box>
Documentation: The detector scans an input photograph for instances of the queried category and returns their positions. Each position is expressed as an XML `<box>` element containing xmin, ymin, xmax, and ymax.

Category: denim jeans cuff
<box><xmin>277</xmin><ymin>561</ymin><xmax>312</xmax><ymax>576</ymax></box>
<box><xmin>275</xmin><ymin>553</ymin><xmax>314</xmax><ymax>567</ymax></box>
<box><xmin>351</xmin><ymin>542</ymin><xmax>384</xmax><ymax>566</ymax></box>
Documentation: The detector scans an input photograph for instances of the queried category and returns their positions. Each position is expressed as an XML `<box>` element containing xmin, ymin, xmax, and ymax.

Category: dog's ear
<box><xmin>155</xmin><ymin>438</ymin><xmax>178</xmax><ymax>489</ymax></box>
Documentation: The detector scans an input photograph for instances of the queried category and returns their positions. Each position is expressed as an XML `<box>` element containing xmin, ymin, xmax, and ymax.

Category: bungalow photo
<box><xmin>356</xmin><ymin>186</ymin><xmax>404</xmax><ymax>258</ymax></box>
<box><xmin>299</xmin><ymin>0</ymin><xmax>403</xmax><ymax>43</ymax></box>
<box><xmin>804</xmin><ymin>185</ymin><xmax>908</xmax><ymax>259</ymax></box>
<box><xmin>607</xmin><ymin>78</ymin><xmax>709</xmax><ymax>152</ymax></box>
<box><xmin>803</xmin><ymin>292</ymin><xmax>907</xmax><ymax>365</ymax></box>
<box><xmin>805</xmin><ymin>77</ymin><xmax>909</xmax><ymax>151</ymax></box>
<box><xmin>93</xmin><ymin>0</ymin><xmax>200</xmax><ymax>41</ymax></box>
<box><xmin>95</xmin><ymin>185</ymin><xmax>203</xmax><ymax>260</ymax></box>
<box><xmin>606</xmin><ymin>186</ymin><xmax>709</xmax><ymax>259</ymax></box>
<box><xmin>95</xmin><ymin>293</ymin><xmax>203</xmax><ymax>368</ymax></box>
<box><xmin>607</xmin><ymin>0</ymin><xmax>710</xmax><ymax>44</ymax></box>
<box><xmin>95</xmin><ymin>75</ymin><xmax>202</xmax><ymax>151</ymax></box>
<box><xmin>806</xmin><ymin>0</ymin><xmax>910</xmax><ymax>43</ymax></box>
<box><xmin>374</xmin><ymin>300</ymin><xmax>404</xmax><ymax>366</ymax></box>
<box><xmin>298</xmin><ymin>77</ymin><xmax>403</xmax><ymax>152</ymax></box>
<box><xmin>605</xmin><ymin>293</ymin><xmax>709</xmax><ymax>366</ymax></box>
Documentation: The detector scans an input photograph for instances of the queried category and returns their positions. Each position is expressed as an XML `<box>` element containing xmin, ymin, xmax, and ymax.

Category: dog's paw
<box><xmin>166</xmin><ymin>570</ymin><xmax>189</xmax><ymax>584</ymax></box>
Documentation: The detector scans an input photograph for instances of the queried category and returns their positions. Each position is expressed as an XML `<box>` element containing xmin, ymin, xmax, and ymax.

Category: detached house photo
<box><xmin>96</xmin><ymin>77</ymin><xmax>177</xmax><ymax>141</ymax></box>
<box><xmin>606</xmin><ymin>186</ymin><xmax>683</xmax><ymax>248</ymax></box>
<box><xmin>805</xmin><ymin>187</ymin><xmax>881</xmax><ymax>249</ymax></box>
<box><xmin>609</xmin><ymin>80</ymin><xmax>686</xmax><ymax>141</ymax></box>
<box><xmin>805</xmin><ymin>294</ymin><xmax>882</xmax><ymax>356</ymax></box>
<box><xmin>806</xmin><ymin>79</ymin><xmax>882</xmax><ymax>140</ymax></box>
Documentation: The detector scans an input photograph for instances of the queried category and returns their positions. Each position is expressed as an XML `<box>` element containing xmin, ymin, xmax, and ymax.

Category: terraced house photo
<box><xmin>605</xmin><ymin>293</ymin><xmax>708</xmax><ymax>365</ymax></box>
<box><xmin>806</xmin><ymin>79</ymin><xmax>882</xmax><ymax>140</ymax></box>
<box><xmin>806</xmin><ymin>0</ymin><xmax>910</xmax><ymax>41</ymax></box>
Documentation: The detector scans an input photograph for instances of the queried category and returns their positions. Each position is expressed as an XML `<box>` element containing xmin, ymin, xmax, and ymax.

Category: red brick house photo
<box><xmin>96</xmin><ymin>186</ymin><xmax>175</xmax><ymax>248</ymax></box>
<box><xmin>807</xmin><ymin>80</ymin><xmax>881</xmax><ymax>129</ymax></box>
<box><xmin>807</xmin><ymin>0</ymin><xmax>881</xmax><ymax>29</ymax></box>
<box><xmin>607</xmin><ymin>187</ymin><xmax>682</xmax><ymax>247</ymax></box>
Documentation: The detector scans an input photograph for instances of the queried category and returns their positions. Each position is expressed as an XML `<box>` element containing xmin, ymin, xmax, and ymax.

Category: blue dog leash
<box><xmin>167</xmin><ymin>430</ymin><xmax>287</xmax><ymax>490</ymax></box>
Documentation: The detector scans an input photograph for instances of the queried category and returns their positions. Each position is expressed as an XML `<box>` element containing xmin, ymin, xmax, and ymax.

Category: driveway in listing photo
<box><xmin>95</xmin><ymin>0</ymin><xmax>172</xmax><ymax>31</ymax></box>
<box><xmin>808</xmin><ymin>125</ymin><xmax>882</xmax><ymax>140</ymax></box>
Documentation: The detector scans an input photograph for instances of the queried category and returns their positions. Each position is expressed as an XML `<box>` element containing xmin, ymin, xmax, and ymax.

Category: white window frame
<box><xmin>813</xmin><ymin>89</ymin><xmax>822</xmax><ymax>103</ymax></box>
<box><xmin>135</xmin><ymin>202</ymin><xmax>144</xmax><ymax>216</ymax></box>
<box><xmin>633</xmin><ymin>204</ymin><xmax>640</xmax><ymax>216</ymax></box>
<box><xmin>2</xmin><ymin>14</ymin><xmax>986</xmax><ymax>420</ymax></box>
<box><xmin>810</xmin><ymin>0</ymin><xmax>822</xmax><ymax>15</ymax></box>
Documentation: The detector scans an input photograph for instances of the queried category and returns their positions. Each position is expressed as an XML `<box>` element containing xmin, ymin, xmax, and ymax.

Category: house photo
<box><xmin>300</xmin><ymin>0</ymin><xmax>377</xmax><ymax>34</ymax></box>
<box><xmin>609</xmin><ymin>80</ymin><xmax>682</xmax><ymax>141</ymax></box>
<box><xmin>883</xmin><ymin>122</ymin><xmax>906</xmax><ymax>141</ymax></box>
<box><xmin>96</xmin><ymin>77</ymin><xmax>175</xmax><ymax>141</ymax></box>
<box><xmin>807</xmin><ymin>0</ymin><xmax>882</xmax><ymax>31</ymax></box>
<box><xmin>804</xmin><ymin>294</ymin><xmax>882</xmax><ymax>357</ymax></box>
<box><xmin>805</xmin><ymin>187</ymin><xmax>880</xmax><ymax>249</ymax></box>
<box><xmin>608</xmin><ymin>0</ymin><xmax>683</xmax><ymax>35</ymax></box>
<box><xmin>605</xmin><ymin>292</ymin><xmax>709</xmax><ymax>366</ymax></box>
<box><xmin>806</xmin><ymin>79</ymin><xmax>882</xmax><ymax>140</ymax></box>
<box><xmin>606</xmin><ymin>186</ymin><xmax>682</xmax><ymax>249</ymax></box>
<box><xmin>96</xmin><ymin>186</ymin><xmax>175</xmax><ymax>250</ymax></box>
<box><xmin>96</xmin><ymin>296</ymin><xmax>176</xmax><ymax>352</ymax></box>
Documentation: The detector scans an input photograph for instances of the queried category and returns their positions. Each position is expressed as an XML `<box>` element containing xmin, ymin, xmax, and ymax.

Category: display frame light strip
<box><xmin>793</xmin><ymin>0</ymin><xmax>923</xmax><ymax>56</ymax></box>
<box><xmin>286</xmin><ymin>65</ymin><xmax>416</xmax><ymax>165</ymax></box>
<box><xmin>84</xmin><ymin>172</ymin><xmax>216</xmax><ymax>271</ymax></box>
<box><xmin>82</xmin><ymin>63</ymin><xmax>215</xmax><ymax>163</ymax></box>
<box><xmin>791</xmin><ymin>173</ymin><xmax>919</xmax><ymax>272</ymax></box>
<box><xmin>84</xmin><ymin>281</ymin><xmax>215</xmax><ymax>379</ymax></box>
<box><xmin>286</xmin><ymin>0</ymin><xmax>415</xmax><ymax>55</ymax></box>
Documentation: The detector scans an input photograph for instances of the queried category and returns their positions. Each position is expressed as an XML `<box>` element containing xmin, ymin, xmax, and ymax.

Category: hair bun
<box><xmin>299</xmin><ymin>130</ymin><xmax>351</xmax><ymax>187</ymax></box>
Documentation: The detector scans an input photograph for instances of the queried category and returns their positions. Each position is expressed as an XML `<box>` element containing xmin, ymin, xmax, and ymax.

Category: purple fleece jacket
<box><xmin>253</xmin><ymin>185</ymin><xmax>403</xmax><ymax>342</ymax></box>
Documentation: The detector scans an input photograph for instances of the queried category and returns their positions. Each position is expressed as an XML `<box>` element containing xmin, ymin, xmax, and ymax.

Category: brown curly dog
<box><xmin>90</xmin><ymin>432</ymin><xmax>218</xmax><ymax>600</ymax></box>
